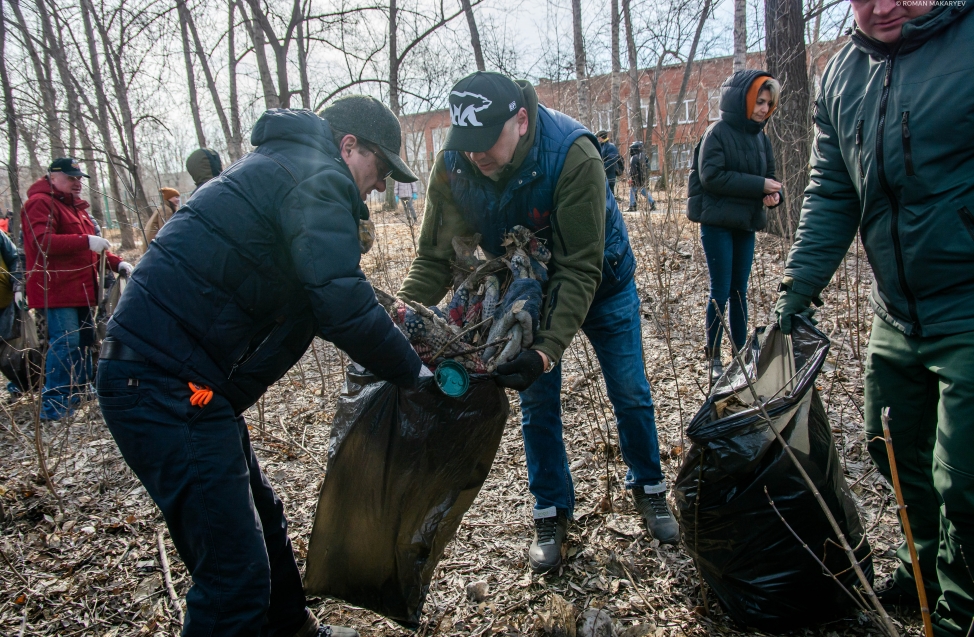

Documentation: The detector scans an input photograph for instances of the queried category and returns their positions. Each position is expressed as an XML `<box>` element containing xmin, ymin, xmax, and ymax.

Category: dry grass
<box><xmin>0</xmin><ymin>194</ymin><xmax>919</xmax><ymax>636</ymax></box>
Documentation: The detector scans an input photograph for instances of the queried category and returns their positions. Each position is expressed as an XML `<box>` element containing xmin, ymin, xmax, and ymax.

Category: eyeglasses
<box><xmin>364</xmin><ymin>146</ymin><xmax>393</xmax><ymax>180</ymax></box>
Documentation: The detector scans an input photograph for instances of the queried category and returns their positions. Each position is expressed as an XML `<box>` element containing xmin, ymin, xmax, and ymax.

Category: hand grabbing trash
<box><xmin>376</xmin><ymin>225</ymin><xmax>550</xmax><ymax>379</ymax></box>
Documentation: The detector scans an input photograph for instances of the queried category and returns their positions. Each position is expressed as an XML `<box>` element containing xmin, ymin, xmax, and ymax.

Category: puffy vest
<box><xmin>444</xmin><ymin>105</ymin><xmax>636</xmax><ymax>300</ymax></box>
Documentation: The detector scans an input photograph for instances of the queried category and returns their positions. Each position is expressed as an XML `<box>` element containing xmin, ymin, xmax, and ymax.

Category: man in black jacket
<box><xmin>97</xmin><ymin>98</ymin><xmax>424</xmax><ymax>637</ymax></box>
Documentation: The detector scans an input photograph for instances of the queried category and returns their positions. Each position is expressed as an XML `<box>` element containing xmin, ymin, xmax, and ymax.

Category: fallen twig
<box><xmin>157</xmin><ymin>528</ymin><xmax>184</xmax><ymax>626</ymax></box>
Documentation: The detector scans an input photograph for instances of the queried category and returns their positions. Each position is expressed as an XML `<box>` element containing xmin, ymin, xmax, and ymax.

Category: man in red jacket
<box><xmin>21</xmin><ymin>158</ymin><xmax>132</xmax><ymax>420</ymax></box>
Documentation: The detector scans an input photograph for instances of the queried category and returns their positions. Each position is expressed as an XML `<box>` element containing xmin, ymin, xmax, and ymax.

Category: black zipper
<box><xmin>551</xmin><ymin>212</ymin><xmax>569</xmax><ymax>257</ymax></box>
<box><xmin>229</xmin><ymin>320</ymin><xmax>282</xmax><ymax>379</ymax></box>
<box><xmin>855</xmin><ymin>120</ymin><xmax>864</xmax><ymax>181</ymax></box>
<box><xmin>544</xmin><ymin>283</ymin><xmax>560</xmax><ymax>330</ymax></box>
<box><xmin>959</xmin><ymin>207</ymin><xmax>974</xmax><ymax>243</ymax></box>
<box><xmin>875</xmin><ymin>53</ymin><xmax>921</xmax><ymax>335</ymax></box>
<box><xmin>901</xmin><ymin>111</ymin><xmax>915</xmax><ymax>177</ymax></box>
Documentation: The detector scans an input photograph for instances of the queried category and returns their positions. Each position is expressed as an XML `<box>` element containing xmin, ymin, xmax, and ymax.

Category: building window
<box><xmin>708</xmin><ymin>89</ymin><xmax>721</xmax><ymax>121</ymax></box>
<box><xmin>666</xmin><ymin>98</ymin><xmax>697</xmax><ymax>125</ymax></box>
<box><xmin>648</xmin><ymin>145</ymin><xmax>660</xmax><ymax>172</ymax></box>
<box><xmin>594</xmin><ymin>103</ymin><xmax>613</xmax><ymax>132</ymax></box>
<box><xmin>431</xmin><ymin>127</ymin><xmax>449</xmax><ymax>158</ymax></box>
<box><xmin>670</xmin><ymin>142</ymin><xmax>693</xmax><ymax>170</ymax></box>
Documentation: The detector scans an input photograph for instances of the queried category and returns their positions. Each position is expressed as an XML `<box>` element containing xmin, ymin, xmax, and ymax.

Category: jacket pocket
<box><xmin>959</xmin><ymin>207</ymin><xmax>974</xmax><ymax>244</ymax></box>
<box><xmin>901</xmin><ymin>112</ymin><xmax>915</xmax><ymax>177</ymax></box>
<box><xmin>855</xmin><ymin>119</ymin><xmax>864</xmax><ymax>182</ymax></box>
<box><xmin>229</xmin><ymin>318</ymin><xmax>283</xmax><ymax>380</ymax></box>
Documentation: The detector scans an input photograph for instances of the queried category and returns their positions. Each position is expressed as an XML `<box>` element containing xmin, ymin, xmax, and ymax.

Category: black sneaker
<box><xmin>632</xmin><ymin>485</ymin><xmax>679</xmax><ymax>545</ymax></box>
<box><xmin>709</xmin><ymin>359</ymin><xmax>724</xmax><ymax>386</ymax></box>
<box><xmin>528</xmin><ymin>507</ymin><xmax>568</xmax><ymax>574</ymax></box>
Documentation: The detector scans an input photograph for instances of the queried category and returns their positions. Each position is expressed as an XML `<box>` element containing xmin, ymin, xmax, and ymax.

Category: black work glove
<box><xmin>495</xmin><ymin>350</ymin><xmax>545</xmax><ymax>391</ymax></box>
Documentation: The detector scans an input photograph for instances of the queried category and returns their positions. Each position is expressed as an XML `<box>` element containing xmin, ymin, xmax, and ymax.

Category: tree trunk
<box><xmin>764</xmin><ymin>0</ymin><xmax>810</xmax><ymax>240</ymax></box>
<box><xmin>571</xmin><ymin>0</ymin><xmax>589</xmax><ymax>128</ymax></box>
<box><xmin>296</xmin><ymin>14</ymin><xmax>310</xmax><ymax>109</ymax></box>
<box><xmin>664</xmin><ymin>0</ymin><xmax>711</xmax><ymax>176</ymax></box>
<box><xmin>8</xmin><ymin>0</ymin><xmax>64</xmax><ymax>157</ymax></box>
<box><xmin>245</xmin><ymin>0</ymin><xmax>292</xmax><ymax>108</ymax></box>
<box><xmin>733</xmin><ymin>0</ymin><xmax>747</xmax><ymax>72</ymax></box>
<box><xmin>0</xmin><ymin>1</ymin><xmax>24</xmax><ymax>238</ymax></box>
<box><xmin>386</xmin><ymin>0</ymin><xmax>399</xmax><ymax>209</ymax></box>
<box><xmin>622</xmin><ymin>0</ymin><xmax>642</xmax><ymax>145</ymax></box>
<box><xmin>460</xmin><ymin>0</ymin><xmax>485</xmax><ymax>72</ymax></box>
<box><xmin>185</xmin><ymin>0</ymin><xmax>237</xmax><ymax>156</ymax></box>
<box><xmin>178</xmin><ymin>0</ymin><xmax>208</xmax><ymax>148</ymax></box>
<box><xmin>240</xmin><ymin>0</ymin><xmax>280</xmax><ymax>110</ymax></box>
<box><xmin>78</xmin><ymin>0</ymin><xmax>135</xmax><ymax>248</ymax></box>
<box><xmin>227</xmin><ymin>0</ymin><xmax>244</xmax><ymax>159</ymax></box>
<box><xmin>610</xmin><ymin>0</ymin><xmax>621</xmax><ymax>142</ymax></box>
<box><xmin>19</xmin><ymin>119</ymin><xmax>44</xmax><ymax>182</ymax></box>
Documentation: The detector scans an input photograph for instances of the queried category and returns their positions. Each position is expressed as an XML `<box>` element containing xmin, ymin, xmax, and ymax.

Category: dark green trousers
<box><xmin>864</xmin><ymin>316</ymin><xmax>974</xmax><ymax>636</ymax></box>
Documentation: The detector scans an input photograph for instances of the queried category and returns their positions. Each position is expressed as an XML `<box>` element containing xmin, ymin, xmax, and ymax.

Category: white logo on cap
<box><xmin>450</xmin><ymin>91</ymin><xmax>492</xmax><ymax>127</ymax></box>
<box><xmin>509</xmin><ymin>101</ymin><xmax>516</xmax><ymax>111</ymax></box>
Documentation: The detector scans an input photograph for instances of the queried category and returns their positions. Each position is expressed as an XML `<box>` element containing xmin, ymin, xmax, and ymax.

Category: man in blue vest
<box><xmin>399</xmin><ymin>72</ymin><xmax>677</xmax><ymax>574</ymax></box>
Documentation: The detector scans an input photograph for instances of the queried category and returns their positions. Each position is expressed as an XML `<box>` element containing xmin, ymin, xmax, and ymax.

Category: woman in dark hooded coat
<box><xmin>687</xmin><ymin>69</ymin><xmax>782</xmax><ymax>381</ymax></box>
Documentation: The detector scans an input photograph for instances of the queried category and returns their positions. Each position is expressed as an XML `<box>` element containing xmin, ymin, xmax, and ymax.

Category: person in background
<box><xmin>394</xmin><ymin>179</ymin><xmax>419</xmax><ymax>222</ymax></box>
<box><xmin>687</xmin><ymin>70</ymin><xmax>781</xmax><ymax>383</ymax></box>
<box><xmin>596</xmin><ymin>130</ymin><xmax>623</xmax><ymax>197</ymax></box>
<box><xmin>143</xmin><ymin>187</ymin><xmax>180</xmax><ymax>248</ymax></box>
<box><xmin>0</xmin><ymin>209</ymin><xmax>11</xmax><ymax>234</ymax></box>
<box><xmin>627</xmin><ymin>141</ymin><xmax>656</xmax><ymax>211</ymax></box>
<box><xmin>21</xmin><ymin>158</ymin><xmax>132</xmax><ymax>421</ymax></box>
<box><xmin>775</xmin><ymin>1</ymin><xmax>974</xmax><ymax>633</ymax></box>
<box><xmin>186</xmin><ymin>148</ymin><xmax>223</xmax><ymax>191</ymax></box>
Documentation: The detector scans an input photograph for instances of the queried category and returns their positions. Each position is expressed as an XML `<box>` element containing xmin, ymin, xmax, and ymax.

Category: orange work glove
<box><xmin>188</xmin><ymin>382</ymin><xmax>214</xmax><ymax>407</ymax></box>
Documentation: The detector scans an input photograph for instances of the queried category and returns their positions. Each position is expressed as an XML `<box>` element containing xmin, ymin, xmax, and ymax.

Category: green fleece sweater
<box><xmin>398</xmin><ymin>82</ymin><xmax>606</xmax><ymax>364</ymax></box>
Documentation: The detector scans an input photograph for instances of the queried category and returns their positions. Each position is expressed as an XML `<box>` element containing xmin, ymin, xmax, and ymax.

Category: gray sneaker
<box><xmin>632</xmin><ymin>484</ymin><xmax>679</xmax><ymax>545</ymax></box>
<box><xmin>528</xmin><ymin>506</ymin><xmax>568</xmax><ymax>574</ymax></box>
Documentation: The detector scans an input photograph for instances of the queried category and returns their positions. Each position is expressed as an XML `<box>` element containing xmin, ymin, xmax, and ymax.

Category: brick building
<box><xmin>398</xmin><ymin>39</ymin><xmax>846</xmax><ymax>188</ymax></box>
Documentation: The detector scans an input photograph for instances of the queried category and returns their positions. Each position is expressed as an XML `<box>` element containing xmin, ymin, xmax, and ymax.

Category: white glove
<box><xmin>419</xmin><ymin>365</ymin><xmax>434</xmax><ymax>378</ymax></box>
<box><xmin>118</xmin><ymin>261</ymin><xmax>134</xmax><ymax>277</ymax></box>
<box><xmin>88</xmin><ymin>235</ymin><xmax>111</xmax><ymax>253</ymax></box>
<box><xmin>13</xmin><ymin>291</ymin><xmax>27</xmax><ymax>310</ymax></box>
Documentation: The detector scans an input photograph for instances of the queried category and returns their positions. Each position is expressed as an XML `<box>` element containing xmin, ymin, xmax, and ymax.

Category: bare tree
<box><xmin>663</xmin><ymin>0</ymin><xmax>711</xmax><ymax>176</ymax></box>
<box><xmin>460</xmin><ymin>0</ymin><xmax>485</xmax><ymax>72</ymax></box>
<box><xmin>610</xmin><ymin>0</ymin><xmax>621</xmax><ymax>142</ymax></box>
<box><xmin>8</xmin><ymin>0</ymin><xmax>64</xmax><ymax>157</ymax></box>
<box><xmin>177</xmin><ymin>0</ymin><xmax>208</xmax><ymax>148</ymax></box>
<box><xmin>570</xmin><ymin>0</ymin><xmax>589</xmax><ymax>129</ymax></box>
<box><xmin>622</xmin><ymin>0</ymin><xmax>642</xmax><ymax>145</ymax></box>
<box><xmin>0</xmin><ymin>0</ymin><xmax>24</xmax><ymax>235</ymax></box>
<box><xmin>765</xmin><ymin>0</ymin><xmax>810</xmax><ymax>239</ymax></box>
<box><xmin>733</xmin><ymin>0</ymin><xmax>746</xmax><ymax>72</ymax></box>
<box><xmin>227</xmin><ymin>0</ymin><xmax>244</xmax><ymax>159</ymax></box>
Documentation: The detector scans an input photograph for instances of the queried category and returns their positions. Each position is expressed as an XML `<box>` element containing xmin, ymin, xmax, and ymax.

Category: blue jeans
<box><xmin>700</xmin><ymin>224</ymin><xmax>755</xmax><ymax>354</ymax></box>
<box><xmin>42</xmin><ymin>307</ymin><xmax>94</xmax><ymax>419</ymax></box>
<box><xmin>629</xmin><ymin>186</ymin><xmax>655</xmax><ymax>208</ymax></box>
<box><xmin>97</xmin><ymin>358</ymin><xmax>309</xmax><ymax>637</ymax></box>
<box><xmin>519</xmin><ymin>280</ymin><xmax>663</xmax><ymax>516</ymax></box>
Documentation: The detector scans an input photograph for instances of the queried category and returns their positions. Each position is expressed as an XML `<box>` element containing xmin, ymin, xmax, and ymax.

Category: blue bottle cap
<box><xmin>435</xmin><ymin>360</ymin><xmax>470</xmax><ymax>397</ymax></box>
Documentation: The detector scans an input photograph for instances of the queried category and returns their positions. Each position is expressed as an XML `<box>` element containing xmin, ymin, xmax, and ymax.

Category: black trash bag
<box><xmin>674</xmin><ymin>317</ymin><xmax>872</xmax><ymax>632</ymax></box>
<box><xmin>304</xmin><ymin>368</ymin><xmax>510</xmax><ymax>628</ymax></box>
<box><xmin>0</xmin><ymin>307</ymin><xmax>43</xmax><ymax>391</ymax></box>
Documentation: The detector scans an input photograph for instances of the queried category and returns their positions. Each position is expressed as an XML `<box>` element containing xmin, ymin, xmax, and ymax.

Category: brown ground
<box><xmin>0</xmin><ymin>196</ymin><xmax>920</xmax><ymax>636</ymax></box>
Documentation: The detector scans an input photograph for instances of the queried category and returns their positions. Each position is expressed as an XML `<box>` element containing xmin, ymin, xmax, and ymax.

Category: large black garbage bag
<box><xmin>304</xmin><ymin>369</ymin><xmax>509</xmax><ymax>628</ymax></box>
<box><xmin>674</xmin><ymin>317</ymin><xmax>872</xmax><ymax>632</ymax></box>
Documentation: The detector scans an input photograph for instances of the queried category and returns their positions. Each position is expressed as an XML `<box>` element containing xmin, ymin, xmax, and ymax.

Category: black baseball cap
<box><xmin>49</xmin><ymin>157</ymin><xmax>88</xmax><ymax>178</ymax></box>
<box><xmin>319</xmin><ymin>95</ymin><xmax>418</xmax><ymax>183</ymax></box>
<box><xmin>444</xmin><ymin>72</ymin><xmax>525</xmax><ymax>153</ymax></box>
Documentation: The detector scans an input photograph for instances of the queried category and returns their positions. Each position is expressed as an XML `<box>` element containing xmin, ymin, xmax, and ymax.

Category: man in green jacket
<box><xmin>775</xmin><ymin>2</ymin><xmax>974</xmax><ymax>634</ymax></box>
<box><xmin>399</xmin><ymin>72</ymin><xmax>677</xmax><ymax>573</ymax></box>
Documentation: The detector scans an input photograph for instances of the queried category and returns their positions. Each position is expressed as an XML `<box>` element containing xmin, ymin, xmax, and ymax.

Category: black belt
<box><xmin>100</xmin><ymin>338</ymin><xmax>146</xmax><ymax>362</ymax></box>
